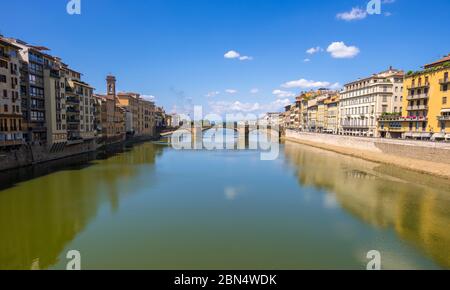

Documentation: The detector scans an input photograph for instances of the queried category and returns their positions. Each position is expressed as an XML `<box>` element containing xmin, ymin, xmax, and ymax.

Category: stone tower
<box><xmin>106</xmin><ymin>75</ymin><xmax>116</xmax><ymax>97</ymax></box>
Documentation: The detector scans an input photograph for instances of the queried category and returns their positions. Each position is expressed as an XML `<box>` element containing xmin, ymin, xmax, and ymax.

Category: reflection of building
<box><xmin>0</xmin><ymin>142</ymin><xmax>163</xmax><ymax>270</ymax></box>
<box><xmin>0</xmin><ymin>37</ymin><xmax>23</xmax><ymax>147</ymax></box>
<box><xmin>378</xmin><ymin>55</ymin><xmax>450</xmax><ymax>140</ymax></box>
<box><xmin>339</xmin><ymin>67</ymin><xmax>404</xmax><ymax>137</ymax></box>
<box><xmin>284</xmin><ymin>141</ymin><xmax>450</xmax><ymax>269</ymax></box>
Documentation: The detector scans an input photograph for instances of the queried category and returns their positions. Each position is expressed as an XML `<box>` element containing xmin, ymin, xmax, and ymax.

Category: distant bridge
<box><xmin>161</xmin><ymin>123</ymin><xmax>278</xmax><ymax>139</ymax></box>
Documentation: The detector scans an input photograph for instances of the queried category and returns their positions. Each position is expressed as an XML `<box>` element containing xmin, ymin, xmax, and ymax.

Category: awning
<box><xmin>67</xmin><ymin>79</ymin><xmax>75</xmax><ymax>88</ymax></box>
<box><xmin>446</xmin><ymin>134</ymin><xmax>450</xmax><ymax>139</ymax></box>
<box><xmin>431</xmin><ymin>133</ymin><xmax>445</xmax><ymax>140</ymax></box>
<box><xmin>441</xmin><ymin>109</ymin><xmax>450</xmax><ymax>113</ymax></box>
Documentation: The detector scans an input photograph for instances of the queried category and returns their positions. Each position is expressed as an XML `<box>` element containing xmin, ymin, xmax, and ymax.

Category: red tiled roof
<box><xmin>424</xmin><ymin>54</ymin><xmax>450</xmax><ymax>69</ymax></box>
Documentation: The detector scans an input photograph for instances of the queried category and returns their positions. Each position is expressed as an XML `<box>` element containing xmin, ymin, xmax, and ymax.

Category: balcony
<box><xmin>378</xmin><ymin>114</ymin><xmax>402</xmax><ymax>121</ymax></box>
<box><xmin>50</xmin><ymin>70</ymin><xmax>60</xmax><ymax>78</ymax></box>
<box><xmin>0</xmin><ymin>139</ymin><xmax>23</xmax><ymax>146</ymax></box>
<box><xmin>437</xmin><ymin>115</ymin><xmax>450</xmax><ymax>121</ymax></box>
<box><xmin>407</xmin><ymin>82</ymin><xmax>430</xmax><ymax>90</ymax></box>
<box><xmin>341</xmin><ymin>124</ymin><xmax>370</xmax><ymax>129</ymax></box>
<box><xmin>0</xmin><ymin>52</ymin><xmax>10</xmax><ymax>60</ymax></box>
<box><xmin>439</xmin><ymin>78</ymin><xmax>450</xmax><ymax>85</ymax></box>
<box><xmin>407</xmin><ymin>94</ymin><xmax>429</xmax><ymax>101</ymax></box>
<box><xmin>407</xmin><ymin>105</ymin><xmax>428</xmax><ymax>111</ymax></box>
<box><xmin>67</xmin><ymin>119</ymin><xmax>80</xmax><ymax>124</ymax></box>
<box><xmin>66</xmin><ymin>97</ymin><xmax>80</xmax><ymax>104</ymax></box>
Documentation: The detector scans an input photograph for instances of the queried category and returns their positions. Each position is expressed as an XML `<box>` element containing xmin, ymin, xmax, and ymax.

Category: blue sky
<box><xmin>1</xmin><ymin>0</ymin><xmax>449</xmax><ymax>116</ymax></box>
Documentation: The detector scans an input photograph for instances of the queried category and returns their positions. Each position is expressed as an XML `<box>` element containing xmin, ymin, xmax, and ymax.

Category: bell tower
<box><xmin>106</xmin><ymin>75</ymin><xmax>116</xmax><ymax>97</ymax></box>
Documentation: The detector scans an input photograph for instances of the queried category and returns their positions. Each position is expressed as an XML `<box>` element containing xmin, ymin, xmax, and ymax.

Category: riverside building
<box><xmin>0</xmin><ymin>36</ymin><xmax>22</xmax><ymax>147</ymax></box>
<box><xmin>378</xmin><ymin>55</ymin><xmax>450</xmax><ymax>140</ymax></box>
<box><xmin>339</xmin><ymin>67</ymin><xmax>404</xmax><ymax>137</ymax></box>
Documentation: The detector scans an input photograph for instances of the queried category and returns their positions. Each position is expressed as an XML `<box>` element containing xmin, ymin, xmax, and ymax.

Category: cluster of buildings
<box><xmin>273</xmin><ymin>55</ymin><xmax>450</xmax><ymax>141</ymax></box>
<box><xmin>0</xmin><ymin>35</ymin><xmax>168</xmax><ymax>150</ymax></box>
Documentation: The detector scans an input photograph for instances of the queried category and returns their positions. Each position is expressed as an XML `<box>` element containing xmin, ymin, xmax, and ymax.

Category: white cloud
<box><xmin>224</xmin><ymin>50</ymin><xmax>253</xmax><ymax>61</ymax></box>
<box><xmin>327</xmin><ymin>41</ymin><xmax>360</xmax><ymax>58</ymax></box>
<box><xmin>306</xmin><ymin>46</ymin><xmax>323</xmax><ymax>55</ymax></box>
<box><xmin>205</xmin><ymin>91</ymin><xmax>220</xmax><ymax>98</ymax></box>
<box><xmin>336</xmin><ymin>7</ymin><xmax>367</xmax><ymax>21</ymax></box>
<box><xmin>281</xmin><ymin>78</ymin><xmax>339</xmax><ymax>89</ymax></box>
<box><xmin>209</xmin><ymin>98</ymin><xmax>291</xmax><ymax>115</ymax></box>
<box><xmin>250</xmin><ymin>88</ymin><xmax>259</xmax><ymax>94</ymax></box>
<box><xmin>225</xmin><ymin>89</ymin><xmax>238</xmax><ymax>94</ymax></box>
<box><xmin>141</xmin><ymin>95</ymin><xmax>156</xmax><ymax>101</ymax></box>
<box><xmin>272</xmin><ymin>89</ymin><xmax>295</xmax><ymax>98</ymax></box>
<box><xmin>304</xmin><ymin>58</ymin><xmax>311</xmax><ymax>63</ymax></box>
<box><xmin>239</xmin><ymin>56</ymin><xmax>253</xmax><ymax>61</ymax></box>
<box><xmin>224</xmin><ymin>50</ymin><xmax>240</xmax><ymax>59</ymax></box>
<box><xmin>225</xmin><ymin>187</ymin><xmax>240</xmax><ymax>200</ymax></box>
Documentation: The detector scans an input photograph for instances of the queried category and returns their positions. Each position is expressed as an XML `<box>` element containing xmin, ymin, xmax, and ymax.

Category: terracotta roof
<box><xmin>424</xmin><ymin>54</ymin><xmax>450</xmax><ymax>69</ymax></box>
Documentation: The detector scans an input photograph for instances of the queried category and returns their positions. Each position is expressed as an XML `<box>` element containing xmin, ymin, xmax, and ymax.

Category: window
<box><xmin>4</xmin><ymin>105</ymin><xmax>8</xmax><ymax>112</ymax></box>
<box><xmin>3</xmin><ymin>90</ymin><xmax>7</xmax><ymax>98</ymax></box>
<box><xmin>0</xmin><ymin>74</ymin><xmax>6</xmax><ymax>83</ymax></box>
<box><xmin>30</xmin><ymin>87</ymin><xmax>44</xmax><ymax>98</ymax></box>
<box><xmin>0</xmin><ymin>60</ymin><xmax>7</xmax><ymax>69</ymax></box>
<box><xmin>444</xmin><ymin>97</ymin><xmax>448</xmax><ymax>105</ymax></box>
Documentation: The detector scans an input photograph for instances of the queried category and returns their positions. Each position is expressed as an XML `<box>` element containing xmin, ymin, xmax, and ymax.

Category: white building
<box><xmin>339</xmin><ymin>67</ymin><xmax>404</xmax><ymax>137</ymax></box>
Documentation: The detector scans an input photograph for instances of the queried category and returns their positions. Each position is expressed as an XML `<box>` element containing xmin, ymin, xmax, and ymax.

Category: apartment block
<box><xmin>378</xmin><ymin>55</ymin><xmax>450</xmax><ymax>140</ymax></box>
<box><xmin>0</xmin><ymin>37</ymin><xmax>22</xmax><ymax>147</ymax></box>
<box><xmin>324</xmin><ymin>94</ymin><xmax>340</xmax><ymax>134</ymax></box>
<box><xmin>5</xmin><ymin>38</ymin><xmax>96</xmax><ymax>148</ymax></box>
<box><xmin>339</xmin><ymin>67</ymin><xmax>404</xmax><ymax>137</ymax></box>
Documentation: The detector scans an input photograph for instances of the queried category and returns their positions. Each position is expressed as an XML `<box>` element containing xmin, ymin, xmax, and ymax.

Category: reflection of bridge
<box><xmin>161</xmin><ymin>123</ymin><xmax>279</xmax><ymax>141</ymax></box>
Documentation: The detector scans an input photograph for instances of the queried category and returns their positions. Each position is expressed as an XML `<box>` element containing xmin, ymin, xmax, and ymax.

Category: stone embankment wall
<box><xmin>0</xmin><ymin>140</ymin><xmax>98</xmax><ymax>172</ymax></box>
<box><xmin>285</xmin><ymin>130</ymin><xmax>450</xmax><ymax>164</ymax></box>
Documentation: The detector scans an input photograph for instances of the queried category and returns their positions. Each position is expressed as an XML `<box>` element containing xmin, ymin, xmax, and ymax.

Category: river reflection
<box><xmin>284</xmin><ymin>141</ymin><xmax>450</xmax><ymax>269</ymax></box>
<box><xmin>0</xmin><ymin>144</ymin><xmax>163</xmax><ymax>270</ymax></box>
<box><xmin>0</xmin><ymin>140</ymin><xmax>449</xmax><ymax>270</ymax></box>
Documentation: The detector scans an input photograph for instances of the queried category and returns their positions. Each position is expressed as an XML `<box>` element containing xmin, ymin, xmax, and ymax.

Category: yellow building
<box><xmin>379</xmin><ymin>54</ymin><xmax>450</xmax><ymax>140</ymax></box>
<box><xmin>324</xmin><ymin>94</ymin><xmax>340</xmax><ymax>134</ymax></box>
<box><xmin>0</xmin><ymin>37</ymin><xmax>22</xmax><ymax>147</ymax></box>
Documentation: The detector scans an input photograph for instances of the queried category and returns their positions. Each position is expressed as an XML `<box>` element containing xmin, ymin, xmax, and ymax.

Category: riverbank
<box><xmin>283</xmin><ymin>130</ymin><xmax>450</xmax><ymax>180</ymax></box>
<box><xmin>0</xmin><ymin>135</ymin><xmax>159</xmax><ymax>172</ymax></box>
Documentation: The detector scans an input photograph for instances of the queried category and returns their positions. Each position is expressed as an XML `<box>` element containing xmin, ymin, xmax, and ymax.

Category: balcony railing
<box><xmin>407</xmin><ymin>82</ymin><xmax>430</xmax><ymax>90</ymax></box>
<box><xmin>66</xmin><ymin>97</ymin><xmax>80</xmax><ymax>104</ymax></box>
<box><xmin>407</xmin><ymin>105</ymin><xmax>428</xmax><ymax>111</ymax></box>
<box><xmin>406</xmin><ymin>94</ymin><xmax>429</xmax><ymax>101</ymax></box>
<box><xmin>439</xmin><ymin>78</ymin><xmax>450</xmax><ymax>85</ymax></box>
<box><xmin>0</xmin><ymin>139</ymin><xmax>23</xmax><ymax>146</ymax></box>
<box><xmin>341</xmin><ymin>124</ymin><xmax>370</xmax><ymax>129</ymax></box>
<box><xmin>0</xmin><ymin>52</ymin><xmax>10</xmax><ymax>60</ymax></box>
<box><xmin>437</xmin><ymin>115</ymin><xmax>450</xmax><ymax>121</ymax></box>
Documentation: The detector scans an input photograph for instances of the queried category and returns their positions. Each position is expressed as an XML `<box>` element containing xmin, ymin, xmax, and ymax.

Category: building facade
<box><xmin>324</xmin><ymin>94</ymin><xmax>340</xmax><ymax>134</ymax></box>
<box><xmin>0</xmin><ymin>37</ymin><xmax>23</xmax><ymax>147</ymax></box>
<box><xmin>378</xmin><ymin>55</ymin><xmax>450</xmax><ymax>140</ymax></box>
<box><xmin>339</xmin><ymin>67</ymin><xmax>404</xmax><ymax>137</ymax></box>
